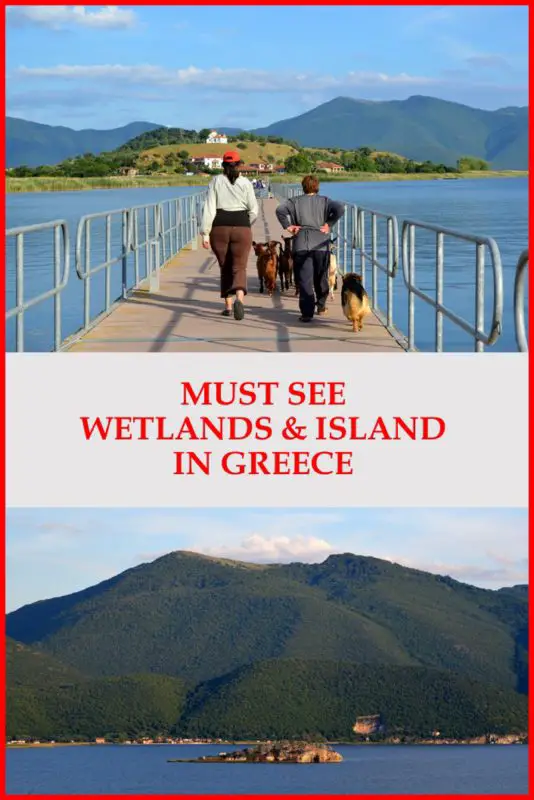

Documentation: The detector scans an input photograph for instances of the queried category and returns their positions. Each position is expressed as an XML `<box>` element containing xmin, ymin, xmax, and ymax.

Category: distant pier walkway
<box><xmin>65</xmin><ymin>198</ymin><xmax>403</xmax><ymax>353</ymax></box>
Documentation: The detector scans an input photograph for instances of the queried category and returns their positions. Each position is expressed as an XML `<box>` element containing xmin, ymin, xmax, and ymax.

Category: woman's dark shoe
<box><xmin>299</xmin><ymin>316</ymin><xmax>313</xmax><ymax>323</ymax></box>
<box><xmin>222</xmin><ymin>309</ymin><xmax>231</xmax><ymax>317</ymax></box>
<box><xmin>233</xmin><ymin>300</ymin><xmax>245</xmax><ymax>320</ymax></box>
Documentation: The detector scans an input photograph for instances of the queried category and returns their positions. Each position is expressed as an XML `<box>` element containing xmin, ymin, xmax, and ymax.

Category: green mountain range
<box><xmin>7</xmin><ymin>95</ymin><xmax>528</xmax><ymax>169</ymax></box>
<box><xmin>5</xmin><ymin>117</ymin><xmax>161</xmax><ymax>167</ymax></box>
<box><xmin>6</xmin><ymin>552</ymin><xmax>528</xmax><ymax>740</ymax></box>
<box><xmin>253</xmin><ymin>96</ymin><xmax>528</xmax><ymax>169</ymax></box>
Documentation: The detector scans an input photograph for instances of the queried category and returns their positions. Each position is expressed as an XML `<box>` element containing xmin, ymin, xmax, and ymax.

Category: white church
<box><xmin>205</xmin><ymin>130</ymin><xmax>228</xmax><ymax>144</ymax></box>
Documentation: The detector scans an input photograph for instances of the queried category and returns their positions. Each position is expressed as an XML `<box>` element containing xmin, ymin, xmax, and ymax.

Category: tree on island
<box><xmin>285</xmin><ymin>152</ymin><xmax>315</xmax><ymax>173</ymax></box>
<box><xmin>457</xmin><ymin>156</ymin><xmax>490</xmax><ymax>172</ymax></box>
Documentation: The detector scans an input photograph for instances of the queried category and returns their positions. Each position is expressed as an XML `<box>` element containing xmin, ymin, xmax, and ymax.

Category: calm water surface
<box><xmin>5</xmin><ymin>179</ymin><xmax>528</xmax><ymax>352</ymax></box>
<box><xmin>6</xmin><ymin>744</ymin><xmax>528</xmax><ymax>795</ymax></box>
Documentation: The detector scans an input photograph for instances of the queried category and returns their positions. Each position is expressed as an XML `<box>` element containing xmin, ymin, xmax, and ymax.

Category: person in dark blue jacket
<box><xmin>276</xmin><ymin>175</ymin><xmax>345</xmax><ymax>322</ymax></box>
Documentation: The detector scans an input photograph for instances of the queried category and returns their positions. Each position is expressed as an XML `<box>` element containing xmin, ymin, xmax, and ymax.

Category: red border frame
<box><xmin>1</xmin><ymin>1</ymin><xmax>531</xmax><ymax>798</ymax></box>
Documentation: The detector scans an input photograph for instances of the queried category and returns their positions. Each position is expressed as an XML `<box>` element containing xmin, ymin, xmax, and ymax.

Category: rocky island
<box><xmin>168</xmin><ymin>742</ymin><xmax>343</xmax><ymax>764</ymax></box>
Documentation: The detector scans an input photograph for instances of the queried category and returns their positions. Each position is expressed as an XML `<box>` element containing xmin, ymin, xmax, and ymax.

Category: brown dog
<box><xmin>341</xmin><ymin>273</ymin><xmax>371</xmax><ymax>332</ymax></box>
<box><xmin>279</xmin><ymin>235</ymin><xmax>294</xmax><ymax>293</ymax></box>
<box><xmin>252</xmin><ymin>241</ymin><xmax>279</xmax><ymax>296</ymax></box>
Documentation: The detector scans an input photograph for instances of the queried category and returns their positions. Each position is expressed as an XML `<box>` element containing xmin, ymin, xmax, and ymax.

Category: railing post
<box><xmin>371</xmin><ymin>213</ymin><xmax>377</xmax><ymax>310</ymax></box>
<box><xmin>149</xmin><ymin>239</ymin><xmax>161</xmax><ymax>293</ymax></box>
<box><xmin>191</xmin><ymin>212</ymin><xmax>198</xmax><ymax>250</ymax></box>
<box><xmin>133</xmin><ymin>210</ymin><xmax>139</xmax><ymax>287</ymax></box>
<box><xmin>514</xmin><ymin>250</ymin><xmax>528</xmax><ymax>352</ymax></box>
<box><xmin>160</xmin><ymin>202</ymin><xmax>165</xmax><ymax>259</ymax></box>
<box><xmin>351</xmin><ymin>206</ymin><xmax>358</xmax><ymax>275</ymax></box>
<box><xmin>177</xmin><ymin>200</ymin><xmax>182</xmax><ymax>251</ymax></box>
<box><xmin>408</xmin><ymin>224</ymin><xmax>415</xmax><ymax>351</ymax></box>
<box><xmin>121</xmin><ymin>210</ymin><xmax>128</xmax><ymax>299</ymax></box>
<box><xmin>53</xmin><ymin>226</ymin><xmax>61</xmax><ymax>351</ymax></box>
<box><xmin>386</xmin><ymin>219</ymin><xmax>393</xmax><ymax>328</ymax></box>
<box><xmin>435</xmin><ymin>231</ymin><xmax>444</xmax><ymax>353</ymax></box>
<box><xmin>84</xmin><ymin>220</ymin><xmax>91</xmax><ymax>330</ymax></box>
<box><xmin>15</xmin><ymin>233</ymin><xmax>24</xmax><ymax>352</ymax></box>
<box><xmin>105</xmin><ymin>214</ymin><xmax>112</xmax><ymax>311</ymax></box>
<box><xmin>475</xmin><ymin>242</ymin><xmax>485</xmax><ymax>353</ymax></box>
<box><xmin>359</xmin><ymin>210</ymin><xmax>366</xmax><ymax>288</ymax></box>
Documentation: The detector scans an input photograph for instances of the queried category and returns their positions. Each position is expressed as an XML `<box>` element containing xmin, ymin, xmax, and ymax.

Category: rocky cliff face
<box><xmin>292</xmin><ymin>745</ymin><xmax>343</xmax><ymax>763</ymax></box>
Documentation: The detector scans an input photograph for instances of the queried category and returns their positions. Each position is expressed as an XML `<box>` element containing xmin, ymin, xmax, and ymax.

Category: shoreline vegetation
<box><xmin>5</xmin><ymin>169</ymin><xmax>528</xmax><ymax>194</ymax></box>
<box><xmin>8</xmin><ymin>735</ymin><xmax>528</xmax><ymax>748</ymax></box>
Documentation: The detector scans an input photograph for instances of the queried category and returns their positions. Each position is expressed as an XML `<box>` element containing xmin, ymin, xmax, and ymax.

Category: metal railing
<box><xmin>6</xmin><ymin>219</ymin><xmax>70</xmax><ymax>352</ymax></box>
<box><xmin>5</xmin><ymin>186</ymin><xmax>526</xmax><ymax>353</ymax></box>
<box><xmin>5</xmin><ymin>191</ymin><xmax>205</xmax><ymax>351</ymax></box>
<box><xmin>401</xmin><ymin>219</ymin><xmax>503</xmax><ymax>352</ymax></box>
<box><xmin>272</xmin><ymin>184</ymin><xmax>509</xmax><ymax>352</ymax></box>
<box><xmin>75</xmin><ymin>193</ymin><xmax>205</xmax><ymax>333</ymax></box>
<box><xmin>514</xmin><ymin>250</ymin><xmax>529</xmax><ymax>352</ymax></box>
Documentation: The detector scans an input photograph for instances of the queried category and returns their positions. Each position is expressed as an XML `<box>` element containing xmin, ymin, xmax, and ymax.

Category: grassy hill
<box><xmin>253</xmin><ymin>96</ymin><xmax>528</xmax><ymax>169</ymax></box>
<box><xmin>7</xmin><ymin>637</ymin><xmax>84</xmax><ymax>689</ymax></box>
<box><xmin>138</xmin><ymin>141</ymin><xmax>297</xmax><ymax>166</ymax></box>
<box><xmin>179</xmin><ymin>659</ymin><xmax>528</xmax><ymax>740</ymax></box>
<box><xmin>6</xmin><ymin>117</ymin><xmax>162</xmax><ymax>168</ymax></box>
<box><xmin>7</xmin><ymin>643</ymin><xmax>527</xmax><ymax>740</ymax></box>
<box><xmin>137</xmin><ymin>142</ymin><xmax>407</xmax><ymax>169</ymax></box>
<box><xmin>7</xmin><ymin>552</ymin><xmax>527</xmax><ymax>694</ymax></box>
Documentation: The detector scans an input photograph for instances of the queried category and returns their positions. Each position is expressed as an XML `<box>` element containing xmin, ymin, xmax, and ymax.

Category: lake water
<box><xmin>5</xmin><ymin>179</ymin><xmax>528</xmax><ymax>352</ymax></box>
<box><xmin>6</xmin><ymin>744</ymin><xmax>528</xmax><ymax>795</ymax></box>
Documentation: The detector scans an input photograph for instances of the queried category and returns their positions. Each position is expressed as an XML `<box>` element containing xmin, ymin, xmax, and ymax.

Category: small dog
<box><xmin>341</xmin><ymin>273</ymin><xmax>371</xmax><ymax>332</ymax></box>
<box><xmin>252</xmin><ymin>241</ymin><xmax>278</xmax><ymax>296</ymax></box>
<box><xmin>328</xmin><ymin>244</ymin><xmax>338</xmax><ymax>300</ymax></box>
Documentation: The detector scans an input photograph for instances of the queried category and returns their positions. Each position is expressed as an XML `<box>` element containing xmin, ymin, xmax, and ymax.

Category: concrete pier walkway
<box><xmin>65</xmin><ymin>199</ymin><xmax>403</xmax><ymax>353</ymax></box>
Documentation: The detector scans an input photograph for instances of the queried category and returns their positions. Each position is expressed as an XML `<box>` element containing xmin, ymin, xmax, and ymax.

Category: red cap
<box><xmin>222</xmin><ymin>150</ymin><xmax>241</xmax><ymax>164</ymax></box>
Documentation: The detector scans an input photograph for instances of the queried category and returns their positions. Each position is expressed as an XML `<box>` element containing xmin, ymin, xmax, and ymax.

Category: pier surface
<box><xmin>65</xmin><ymin>199</ymin><xmax>403</xmax><ymax>353</ymax></box>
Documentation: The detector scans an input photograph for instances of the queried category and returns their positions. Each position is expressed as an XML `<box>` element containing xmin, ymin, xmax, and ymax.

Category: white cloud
<box><xmin>6</xmin><ymin>5</ymin><xmax>137</xmax><ymax>31</ymax></box>
<box><xmin>202</xmin><ymin>533</ymin><xmax>335</xmax><ymax>562</ymax></box>
<box><xmin>14</xmin><ymin>63</ymin><xmax>444</xmax><ymax>93</ymax></box>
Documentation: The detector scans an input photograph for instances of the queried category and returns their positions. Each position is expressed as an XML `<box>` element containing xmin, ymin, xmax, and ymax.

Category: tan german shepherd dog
<box><xmin>341</xmin><ymin>273</ymin><xmax>371</xmax><ymax>332</ymax></box>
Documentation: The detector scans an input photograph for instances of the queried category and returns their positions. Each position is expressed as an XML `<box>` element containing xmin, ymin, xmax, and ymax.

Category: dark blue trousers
<box><xmin>293</xmin><ymin>250</ymin><xmax>330</xmax><ymax>318</ymax></box>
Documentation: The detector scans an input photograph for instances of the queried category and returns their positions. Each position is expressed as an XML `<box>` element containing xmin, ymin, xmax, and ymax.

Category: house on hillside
<box><xmin>205</xmin><ymin>130</ymin><xmax>228</xmax><ymax>144</ymax></box>
<box><xmin>239</xmin><ymin>165</ymin><xmax>260</xmax><ymax>176</ymax></box>
<box><xmin>190</xmin><ymin>155</ymin><xmax>223</xmax><ymax>169</ymax></box>
<box><xmin>249</xmin><ymin>162</ymin><xmax>273</xmax><ymax>172</ymax></box>
<box><xmin>316</xmin><ymin>161</ymin><xmax>343</xmax><ymax>173</ymax></box>
<box><xmin>118</xmin><ymin>167</ymin><xmax>139</xmax><ymax>177</ymax></box>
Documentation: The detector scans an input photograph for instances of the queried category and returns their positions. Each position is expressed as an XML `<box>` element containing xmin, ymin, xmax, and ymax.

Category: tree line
<box><xmin>6</xmin><ymin>124</ymin><xmax>490</xmax><ymax>178</ymax></box>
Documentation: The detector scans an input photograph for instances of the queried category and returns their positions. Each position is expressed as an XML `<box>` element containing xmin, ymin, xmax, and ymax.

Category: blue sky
<box><xmin>5</xmin><ymin>5</ymin><xmax>529</xmax><ymax>130</ymax></box>
<box><xmin>6</xmin><ymin>508</ymin><xmax>527</xmax><ymax>611</ymax></box>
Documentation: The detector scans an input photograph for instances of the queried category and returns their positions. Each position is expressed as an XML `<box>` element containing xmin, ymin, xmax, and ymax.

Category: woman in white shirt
<box><xmin>201</xmin><ymin>152</ymin><xmax>259</xmax><ymax>320</ymax></box>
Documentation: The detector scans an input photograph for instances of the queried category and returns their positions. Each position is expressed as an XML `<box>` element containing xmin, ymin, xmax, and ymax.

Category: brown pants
<box><xmin>210</xmin><ymin>226</ymin><xmax>252</xmax><ymax>298</ymax></box>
